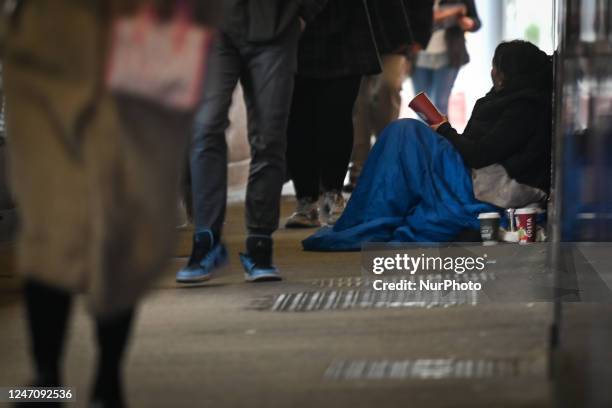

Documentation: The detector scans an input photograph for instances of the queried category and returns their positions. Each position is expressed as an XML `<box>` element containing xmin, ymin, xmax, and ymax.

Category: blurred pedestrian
<box><xmin>176</xmin><ymin>0</ymin><xmax>328</xmax><ymax>284</ymax></box>
<box><xmin>1</xmin><ymin>1</ymin><xmax>219</xmax><ymax>406</ymax></box>
<box><xmin>412</xmin><ymin>0</ymin><xmax>481</xmax><ymax>116</ymax></box>
<box><xmin>345</xmin><ymin>0</ymin><xmax>434</xmax><ymax>192</ymax></box>
<box><xmin>285</xmin><ymin>0</ymin><xmax>383</xmax><ymax>228</ymax></box>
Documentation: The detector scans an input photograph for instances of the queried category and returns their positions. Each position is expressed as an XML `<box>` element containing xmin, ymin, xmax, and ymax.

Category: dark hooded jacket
<box><xmin>437</xmin><ymin>46</ymin><xmax>553</xmax><ymax>192</ymax></box>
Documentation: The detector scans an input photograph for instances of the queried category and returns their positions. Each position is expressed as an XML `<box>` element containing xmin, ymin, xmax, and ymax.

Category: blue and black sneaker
<box><xmin>240</xmin><ymin>235</ymin><xmax>281</xmax><ymax>282</ymax></box>
<box><xmin>176</xmin><ymin>230</ymin><xmax>227</xmax><ymax>283</ymax></box>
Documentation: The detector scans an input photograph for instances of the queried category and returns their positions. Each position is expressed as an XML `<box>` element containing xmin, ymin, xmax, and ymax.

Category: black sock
<box><xmin>92</xmin><ymin>308</ymin><xmax>135</xmax><ymax>406</ymax></box>
<box><xmin>23</xmin><ymin>279</ymin><xmax>72</xmax><ymax>387</ymax></box>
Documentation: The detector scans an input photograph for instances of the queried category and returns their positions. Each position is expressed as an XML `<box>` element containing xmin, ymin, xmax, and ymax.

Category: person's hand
<box><xmin>299</xmin><ymin>17</ymin><xmax>306</xmax><ymax>32</ymax></box>
<box><xmin>458</xmin><ymin>16</ymin><xmax>476</xmax><ymax>31</ymax></box>
<box><xmin>430</xmin><ymin>117</ymin><xmax>449</xmax><ymax>131</ymax></box>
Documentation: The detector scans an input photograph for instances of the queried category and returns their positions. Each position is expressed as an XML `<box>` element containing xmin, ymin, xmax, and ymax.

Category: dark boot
<box><xmin>175</xmin><ymin>230</ymin><xmax>227</xmax><ymax>283</ymax></box>
<box><xmin>90</xmin><ymin>309</ymin><xmax>135</xmax><ymax>408</ymax></box>
<box><xmin>240</xmin><ymin>235</ymin><xmax>281</xmax><ymax>282</ymax></box>
<box><xmin>23</xmin><ymin>280</ymin><xmax>72</xmax><ymax>387</ymax></box>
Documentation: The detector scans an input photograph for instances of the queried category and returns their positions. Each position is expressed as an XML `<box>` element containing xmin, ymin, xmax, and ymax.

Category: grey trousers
<box><xmin>191</xmin><ymin>26</ymin><xmax>299</xmax><ymax>236</ymax></box>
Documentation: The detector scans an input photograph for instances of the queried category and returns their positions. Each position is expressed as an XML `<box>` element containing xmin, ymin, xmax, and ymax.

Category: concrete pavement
<box><xmin>0</xmin><ymin>196</ymin><xmax>553</xmax><ymax>407</ymax></box>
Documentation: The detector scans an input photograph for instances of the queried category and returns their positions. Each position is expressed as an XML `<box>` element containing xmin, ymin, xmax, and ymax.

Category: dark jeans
<box><xmin>287</xmin><ymin>75</ymin><xmax>362</xmax><ymax>201</ymax></box>
<box><xmin>190</xmin><ymin>26</ymin><xmax>299</xmax><ymax>237</ymax></box>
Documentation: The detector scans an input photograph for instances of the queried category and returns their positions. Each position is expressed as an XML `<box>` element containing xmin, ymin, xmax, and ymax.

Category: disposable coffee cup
<box><xmin>478</xmin><ymin>212</ymin><xmax>501</xmax><ymax>245</ymax></box>
<box><xmin>409</xmin><ymin>92</ymin><xmax>445</xmax><ymax>125</ymax></box>
<box><xmin>515</xmin><ymin>208</ymin><xmax>537</xmax><ymax>244</ymax></box>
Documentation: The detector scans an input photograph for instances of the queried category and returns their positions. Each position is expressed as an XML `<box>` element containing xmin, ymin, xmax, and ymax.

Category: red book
<box><xmin>409</xmin><ymin>92</ymin><xmax>445</xmax><ymax>125</ymax></box>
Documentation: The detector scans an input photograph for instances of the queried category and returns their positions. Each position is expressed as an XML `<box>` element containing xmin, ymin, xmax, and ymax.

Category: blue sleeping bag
<box><xmin>302</xmin><ymin>119</ymin><xmax>498</xmax><ymax>251</ymax></box>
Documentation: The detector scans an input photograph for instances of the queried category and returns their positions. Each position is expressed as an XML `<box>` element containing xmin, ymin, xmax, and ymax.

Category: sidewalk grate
<box><xmin>249</xmin><ymin>288</ymin><xmax>480</xmax><ymax>312</ymax></box>
<box><xmin>324</xmin><ymin>358</ymin><xmax>538</xmax><ymax>380</ymax></box>
<box><xmin>250</xmin><ymin>272</ymin><xmax>497</xmax><ymax>312</ymax></box>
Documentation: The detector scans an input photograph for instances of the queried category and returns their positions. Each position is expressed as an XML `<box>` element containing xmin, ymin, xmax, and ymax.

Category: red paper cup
<box><xmin>409</xmin><ymin>92</ymin><xmax>445</xmax><ymax>125</ymax></box>
<box><xmin>515</xmin><ymin>208</ymin><xmax>537</xmax><ymax>244</ymax></box>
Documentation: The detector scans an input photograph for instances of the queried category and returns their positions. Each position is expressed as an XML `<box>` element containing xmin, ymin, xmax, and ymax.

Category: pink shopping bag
<box><xmin>106</xmin><ymin>2</ymin><xmax>215</xmax><ymax>110</ymax></box>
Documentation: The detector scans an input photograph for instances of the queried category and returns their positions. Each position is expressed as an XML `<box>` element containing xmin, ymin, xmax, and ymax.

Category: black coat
<box><xmin>366</xmin><ymin>0</ymin><xmax>434</xmax><ymax>55</ymax></box>
<box><xmin>437</xmin><ymin>87</ymin><xmax>552</xmax><ymax>192</ymax></box>
<box><xmin>222</xmin><ymin>0</ymin><xmax>328</xmax><ymax>43</ymax></box>
<box><xmin>403</xmin><ymin>0</ymin><xmax>435</xmax><ymax>49</ymax></box>
<box><xmin>439</xmin><ymin>0</ymin><xmax>481</xmax><ymax>67</ymax></box>
<box><xmin>366</xmin><ymin>0</ymin><xmax>414</xmax><ymax>55</ymax></box>
<box><xmin>297</xmin><ymin>0</ymin><xmax>381</xmax><ymax>79</ymax></box>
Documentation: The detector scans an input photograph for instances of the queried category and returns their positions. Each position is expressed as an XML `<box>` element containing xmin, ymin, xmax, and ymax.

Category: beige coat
<box><xmin>2</xmin><ymin>0</ymin><xmax>218</xmax><ymax>316</ymax></box>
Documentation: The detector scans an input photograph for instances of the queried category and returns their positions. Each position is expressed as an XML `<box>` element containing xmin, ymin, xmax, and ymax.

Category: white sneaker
<box><xmin>286</xmin><ymin>198</ymin><xmax>321</xmax><ymax>228</ymax></box>
<box><xmin>320</xmin><ymin>191</ymin><xmax>346</xmax><ymax>226</ymax></box>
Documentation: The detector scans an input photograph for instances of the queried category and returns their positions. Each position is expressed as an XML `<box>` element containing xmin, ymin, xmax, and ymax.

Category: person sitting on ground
<box><xmin>302</xmin><ymin>40</ymin><xmax>552</xmax><ymax>251</ymax></box>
